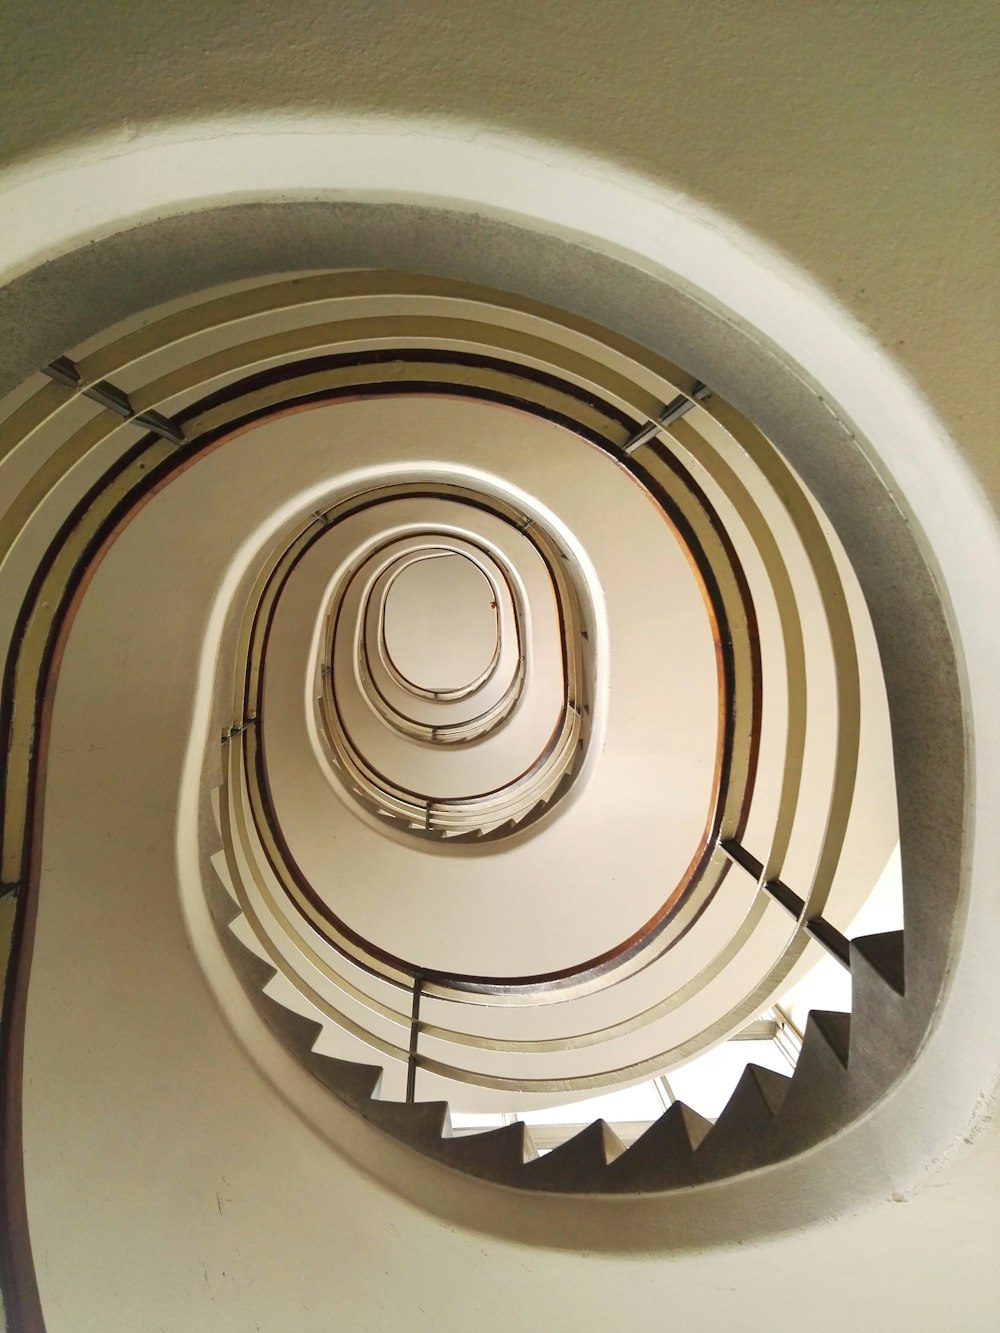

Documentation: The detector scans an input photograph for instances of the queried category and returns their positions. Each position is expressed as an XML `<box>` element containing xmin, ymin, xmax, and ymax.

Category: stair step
<box><xmin>255</xmin><ymin>981</ymin><xmax>323</xmax><ymax>1042</ymax></box>
<box><xmin>742</xmin><ymin>1064</ymin><xmax>790</xmax><ymax>1116</ymax></box>
<box><xmin>767</xmin><ymin>1011</ymin><xmax>851</xmax><ymax>1158</ymax></box>
<box><xmin>605</xmin><ymin>1101</ymin><xmax>713</xmax><ymax>1191</ymax></box>
<box><xmin>274</xmin><ymin>1010</ymin><xmax>385</xmax><ymax>1108</ymax></box>
<box><xmin>204</xmin><ymin>860</ymin><xmax>240</xmax><ymax>926</ymax></box>
<box><xmin>219</xmin><ymin>925</ymin><xmax>276</xmax><ymax>994</ymax></box>
<box><xmin>307</xmin><ymin>1054</ymin><xmax>386</xmax><ymax>1110</ymax></box>
<box><xmin>809</xmin><ymin>1008</ymin><xmax>852</xmax><ymax>1066</ymax></box>
<box><xmin>523</xmin><ymin>1119</ymin><xmax>624</xmax><ymax>1192</ymax></box>
<box><xmin>696</xmin><ymin>1064</ymin><xmax>791</xmax><ymax>1180</ymax></box>
<box><xmin>215</xmin><ymin>924</ymin><xmax>393</xmax><ymax>1114</ymax></box>
<box><xmin>361</xmin><ymin>1099</ymin><xmax>452</xmax><ymax>1149</ymax></box>
<box><xmin>437</xmin><ymin>1121</ymin><xmax>538</xmax><ymax>1180</ymax></box>
<box><xmin>209</xmin><ymin>786</ymin><xmax>222</xmax><ymax>835</ymax></box>
<box><xmin>851</xmin><ymin>930</ymin><xmax>905</xmax><ymax>996</ymax></box>
<box><xmin>208</xmin><ymin>849</ymin><xmax>237</xmax><ymax>899</ymax></box>
<box><xmin>848</xmin><ymin>930</ymin><xmax>910</xmax><ymax>1106</ymax></box>
<box><xmin>485</xmin><ymin>819</ymin><xmax>517</xmax><ymax>839</ymax></box>
<box><xmin>229</xmin><ymin>912</ymin><xmax>272</xmax><ymax>962</ymax></box>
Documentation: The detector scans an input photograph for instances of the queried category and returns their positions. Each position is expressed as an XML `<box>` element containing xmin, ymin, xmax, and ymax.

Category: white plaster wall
<box><xmin>0</xmin><ymin>1</ymin><xmax>995</xmax><ymax>497</ymax></box>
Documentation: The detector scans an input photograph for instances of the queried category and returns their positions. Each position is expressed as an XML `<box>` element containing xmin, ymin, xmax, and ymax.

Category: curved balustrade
<box><xmin>305</xmin><ymin>486</ymin><xmax>591</xmax><ymax>839</ymax></box>
<box><xmin>0</xmin><ymin>270</ymin><xmax>900</xmax><ymax>1193</ymax></box>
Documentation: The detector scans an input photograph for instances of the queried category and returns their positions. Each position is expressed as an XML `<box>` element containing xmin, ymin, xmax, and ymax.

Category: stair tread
<box><xmin>607</xmin><ymin>1101</ymin><xmax>712</xmax><ymax>1190</ymax></box>
<box><xmin>766</xmin><ymin>1011</ymin><xmax>851</xmax><ymax>1159</ymax></box>
<box><xmin>741</xmin><ymin>1063</ymin><xmax>791</xmax><ymax>1116</ymax></box>
<box><xmin>307</xmin><ymin>1055</ymin><xmax>385</xmax><ymax>1108</ymax></box>
<box><xmin>523</xmin><ymin>1119</ymin><xmax>624</xmax><ymax>1192</ymax></box>
<box><xmin>273</xmin><ymin>1011</ymin><xmax>385</xmax><ymax>1106</ymax></box>
<box><xmin>851</xmin><ymin>930</ymin><xmax>905</xmax><ymax>996</ymax></box>
<box><xmin>363</xmin><ymin>1098</ymin><xmax>452</xmax><ymax>1146</ymax></box>
<box><xmin>204</xmin><ymin>861</ymin><xmax>240</xmax><ymax>925</ymax></box>
<box><xmin>808</xmin><ymin>1009</ymin><xmax>852</xmax><ymax>1067</ymax></box>
<box><xmin>697</xmin><ymin>1063</ymin><xmax>791</xmax><ymax>1178</ymax></box>
<box><xmin>439</xmin><ymin>1121</ymin><xmax>538</xmax><ymax>1177</ymax></box>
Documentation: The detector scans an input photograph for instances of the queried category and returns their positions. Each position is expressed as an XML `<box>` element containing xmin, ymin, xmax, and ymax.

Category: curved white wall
<box><xmin>1</xmin><ymin>4</ymin><xmax>998</xmax><ymax>1331</ymax></box>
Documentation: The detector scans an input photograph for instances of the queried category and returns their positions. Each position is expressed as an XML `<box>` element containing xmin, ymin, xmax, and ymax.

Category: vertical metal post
<box><xmin>405</xmin><ymin>974</ymin><xmax>423</xmax><ymax>1103</ymax></box>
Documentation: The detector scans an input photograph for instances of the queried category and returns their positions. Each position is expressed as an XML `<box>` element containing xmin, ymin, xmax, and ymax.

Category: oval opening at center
<box><xmin>381</xmin><ymin>552</ymin><xmax>500</xmax><ymax>695</ymax></box>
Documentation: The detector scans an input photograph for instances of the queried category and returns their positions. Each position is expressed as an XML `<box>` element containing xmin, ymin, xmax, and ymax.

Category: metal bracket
<box><xmin>805</xmin><ymin>916</ymin><xmax>852</xmax><ymax>971</ymax></box>
<box><xmin>41</xmin><ymin>355</ymin><xmax>186</xmax><ymax>447</ymax></box>
<box><xmin>42</xmin><ymin>356</ymin><xmax>81</xmax><ymax>388</ymax></box>
<box><xmin>84</xmin><ymin>378</ymin><xmax>134</xmax><ymax>419</ymax></box>
<box><xmin>623</xmin><ymin>380</ymin><xmax>711</xmax><ymax>455</ymax></box>
<box><xmin>222</xmin><ymin>715</ymin><xmax>257</xmax><ymax>742</ymax></box>
<box><xmin>134</xmin><ymin>409</ymin><xmax>185</xmax><ymax>446</ymax></box>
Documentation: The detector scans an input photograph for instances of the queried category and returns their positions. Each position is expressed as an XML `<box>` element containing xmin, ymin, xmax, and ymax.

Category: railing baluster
<box><xmin>405</xmin><ymin>974</ymin><xmax>423</xmax><ymax>1103</ymax></box>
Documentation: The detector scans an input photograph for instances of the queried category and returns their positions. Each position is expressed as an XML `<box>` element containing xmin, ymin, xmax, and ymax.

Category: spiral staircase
<box><xmin>0</xmin><ymin>268</ymin><xmax>923</xmax><ymax>1212</ymax></box>
<box><xmin>0</xmin><ymin>9</ymin><xmax>997</xmax><ymax>1327</ymax></box>
<box><xmin>202</xmin><ymin>275</ymin><xmax>907</xmax><ymax>1184</ymax></box>
<box><xmin>0</xmin><ymin>249</ymin><xmax>991</xmax><ymax>1331</ymax></box>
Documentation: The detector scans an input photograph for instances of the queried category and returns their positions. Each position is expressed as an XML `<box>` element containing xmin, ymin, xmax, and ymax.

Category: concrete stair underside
<box><xmin>207</xmin><ymin>829</ymin><xmax>910</xmax><ymax>1194</ymax></box>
